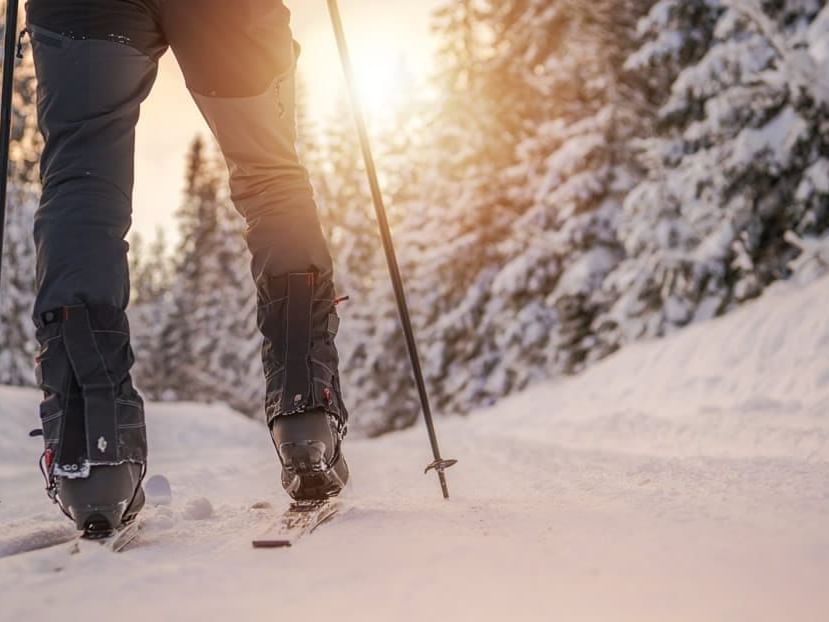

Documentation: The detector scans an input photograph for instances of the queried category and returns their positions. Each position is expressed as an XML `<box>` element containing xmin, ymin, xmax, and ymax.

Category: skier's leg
<box><xmin>25</xmin><ymin>0</ymin><xmax>166</xmax><ymax>531</ymax></box>
<box><xmin>162</xmin><ymin>1</ymin><xmax>349</xmax><ymax>499</ymax></box>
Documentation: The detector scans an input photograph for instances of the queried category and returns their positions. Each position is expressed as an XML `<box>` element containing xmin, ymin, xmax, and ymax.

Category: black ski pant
<box><xmin>27</xmin><ymin>0</ymin><xmax>347</xmax><ymax>476</ymax></box>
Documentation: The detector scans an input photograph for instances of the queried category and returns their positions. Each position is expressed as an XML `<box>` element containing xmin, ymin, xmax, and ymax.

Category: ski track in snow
<box><xmin>2</xmin><ymin>277</ymin><xmax>829</xmax><ymax>621</ymax></box>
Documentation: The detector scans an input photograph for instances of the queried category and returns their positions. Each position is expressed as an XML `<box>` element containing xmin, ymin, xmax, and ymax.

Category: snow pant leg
<box><xmin>162</xmin><ymin>2</ymin><xmax>348</xmax><ymax>426</ymax></box>
<box><xmin>185</xmin><ymin>72</ymin><xmax>349</xmax><ymax>427</ymax></box>
<box><xmin>160</xmin><ymin>0</ymin><xmax>332</xmax><ymax>289</ymax></box>
<box><xmin>28</xmin><ymin>24</ymin><xmax>160</xmax><ymax>317</ymax></box>
<box><xmin>186</xmin><ymin>68</ymin><xmax>334</xmax><ymax>284</ymax></box>
<box><xmin>26</xmin><ymin>11</ymin><xmax>163</xmax><ymax>475</ymax></box>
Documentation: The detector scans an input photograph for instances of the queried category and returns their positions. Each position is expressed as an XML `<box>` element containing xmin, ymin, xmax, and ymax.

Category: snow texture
<box><xmin>1</xmin><ymin>273</ymin><xmax>827</xmax><ymax>621</ymax></box>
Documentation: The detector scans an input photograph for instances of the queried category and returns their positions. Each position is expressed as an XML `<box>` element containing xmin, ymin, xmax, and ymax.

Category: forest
<box><xmin>1</xmin><ymin>0</ymin><xmax>828</xmax><ymax>436</ymax></box>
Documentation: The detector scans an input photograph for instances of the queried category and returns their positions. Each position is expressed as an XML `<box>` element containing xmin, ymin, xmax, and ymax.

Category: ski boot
<box><xmin>56</xmin><ymin>463</ymin><xmax>146</xmax><ymax>538</ymax></box>
<box><xmin>271</xmin><ymin>410</ymin><xmax>349</xmax><ymax>500</ymax></box>
<box><xmin>34</xmin><ymin>304</ymin><xmax>148</xmax><ymax>537</ymax></box>
<box><xmin>258</xmin><ymin>272</ymin><xmax>350</xmax><ymax>500</ymax></box>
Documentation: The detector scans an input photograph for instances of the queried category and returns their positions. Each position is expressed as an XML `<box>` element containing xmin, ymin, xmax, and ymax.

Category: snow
<box><xmin>2</xmin><ymin>275</ymin><xmax>829</xmax><ymax>621</ymax></box>
<box><xmin>809</xmin><ymin>4</ymin><xmax>829</xmax><ymax>63</ymax></box>
<box><xmin>729</xmin><ymin>106</ymin><xmax>808</xmax><ymax>174</ymax></box>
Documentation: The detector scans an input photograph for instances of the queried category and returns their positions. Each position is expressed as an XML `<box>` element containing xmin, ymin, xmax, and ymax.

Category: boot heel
<box><xmin>56</xmin><ymin>463</ymin><xmax>145</xmax><ymax>534</ymax></box>
<box><xmin>278</xmin><ymin>440</ymin><xmax>328</xmax><ymax>474</ymax></box>
<box><xmin>271</xmin><ymin>411</ymin><xmax>349</xmax><ymax>500</ymax></box>
<box><xmin>278</xmin><ymin>441</ymin><xmax>345</xmax><ymax>499</ymax></box>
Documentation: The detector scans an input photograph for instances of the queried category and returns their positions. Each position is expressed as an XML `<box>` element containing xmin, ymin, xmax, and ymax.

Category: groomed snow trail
<box><xmin>1</xmin><ymin>276</ymin><xmax>828</xmax><ymax>622</ymax></box>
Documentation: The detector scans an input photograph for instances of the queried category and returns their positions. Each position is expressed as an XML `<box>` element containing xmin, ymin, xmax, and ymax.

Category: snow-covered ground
<box><xmin>1</xmin><ymin>276</ymin><xmax>828</xmax><ymax>622</ymax></box>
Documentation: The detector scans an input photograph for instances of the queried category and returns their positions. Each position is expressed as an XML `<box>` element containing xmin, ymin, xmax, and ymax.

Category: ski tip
<box><xmin>252</xmin><ymin>539</ymin><xmax>293</xmax><ymax>549</ymax></box>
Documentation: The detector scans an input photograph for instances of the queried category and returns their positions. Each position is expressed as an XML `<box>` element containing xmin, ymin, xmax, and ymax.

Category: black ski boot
<box><xmin>34</xmin><ymin>304</ymin><xmax>149</xmax><ymax>535</ymax></box>
<box><xmin>56</xmin><ymin>463</ymin><xmax>146</xmax><ymax>537</ymax></box>
<box><xmin>271</xmin><ymin>410</ymin><xmax>349</xmax><ymax>500</ymax></box>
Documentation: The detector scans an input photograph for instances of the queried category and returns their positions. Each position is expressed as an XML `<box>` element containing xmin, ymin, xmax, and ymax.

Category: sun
<box><xmin>296</xmin><ymin>16</ymin><xmax>432</xmax><ymax>126</ymax></box>
<box><xmin>351</xmin><ymin>49</ymin><xmax>412</xmax><ymax>120</ymax></box>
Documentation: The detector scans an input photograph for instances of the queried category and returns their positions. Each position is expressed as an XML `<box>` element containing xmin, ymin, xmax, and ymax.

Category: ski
<box><xmin>252</xmin><ymin>499</ymin><xmax>341</xmax><ymax>549</ymax></box>
<box><xmin>0</xmin><ymin>475</ymin><xmax>167</xmax><ymax>561</ymax></box>
<box><xmin>69</xmin><ymin>519</ymin><xmax>143</xmax><ymax>555</ymax></box>
<box><xmin>0</xmin><ymin>526</ymin><xmax>77</xmax><ymax>559</ymax></box>
<box><xmin>0</xmin><ymin>514</ymin><xmax>145</xmax><ymax>560</ymax></box>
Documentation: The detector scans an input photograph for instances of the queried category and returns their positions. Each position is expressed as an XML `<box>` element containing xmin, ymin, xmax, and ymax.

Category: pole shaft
<box><xmin>0</xmin><ymin>0</ymin><xmax>20</xmax><ymax>295</ymax></box>
<box><xmin>326</xmin><ymin>0</ymin><xmax>451</xmax><ymax>499</ymax></box>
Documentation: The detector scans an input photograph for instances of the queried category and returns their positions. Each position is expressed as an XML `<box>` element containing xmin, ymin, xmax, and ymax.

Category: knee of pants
<box><xmin>33</xmin><ymin>184</ymin><xmax>131</xmax><ymax>313</ymax></box>
<box><xmin>230</xmin><ymin>165</ymin><xmax>316</xmax><ymax>217</ymax></box>
<box><xmin>236</xmin><ymin>186</ymin><xmax>334</xmax><ymax>280</ymax></box>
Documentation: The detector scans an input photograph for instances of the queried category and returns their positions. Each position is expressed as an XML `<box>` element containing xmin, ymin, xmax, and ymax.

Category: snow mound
<box><xmin>493</xmin><ymin>274</ymin><xmax>829</xmax><ymax>462</ymax></box>
<box><xmin>1</xmin><ymin>275</ymin><xmax>828</xmax><ymax>621</ymax></box>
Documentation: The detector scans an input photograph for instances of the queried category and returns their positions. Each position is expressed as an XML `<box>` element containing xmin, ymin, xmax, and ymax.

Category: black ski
<box><xmin>252</xmin><ymin>499</ymin><xmax>341</xmax><ymax>548</ymax></box>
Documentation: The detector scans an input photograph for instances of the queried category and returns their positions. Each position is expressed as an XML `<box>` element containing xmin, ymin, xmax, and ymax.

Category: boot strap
<box><xmin>282</xmin><ymin>273</ymin><xmax>314</xmax><ymax>416</ymax></box>
<box><xmin>51</xmin><ymin>305</ymin><xmax>120</xmax><ymax>463</ymax></box>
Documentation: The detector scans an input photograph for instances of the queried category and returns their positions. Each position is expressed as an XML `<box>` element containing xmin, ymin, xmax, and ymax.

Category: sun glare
<box><xmin>298</xmin><ymin>15</ymin><xmax>429</xmax><ymax>126</ymax></box>
<box><xmin>134</xmin><ymin>3</ymin><xmax>439</xmax><ymax>240</ymax></box>
<box><xmin>351</xmin><ymin>49</ymin><xmax>411</xmax><ymax>120</ymax></box>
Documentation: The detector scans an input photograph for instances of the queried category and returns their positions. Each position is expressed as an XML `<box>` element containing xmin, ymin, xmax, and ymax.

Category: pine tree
<box><xmin>133</xmin><ymin>137</ymin><xmax>261</xmax><ymax>411</ymax></box>
<box><xmin>311</xmin><ymin>65</ymin><xmax>434</xmax><ymax>433</ymax></box>
<box><xmin>484</xmin><ymin>0</ymin><xmax>651</xmax><ymax>382</ymax></box>
<box><xmin>0</xmin><ymin>11</ymin><xmax>42</xmax><ymax>386</ymax></box>
<box><xmin>394</xmin><ymin>0</ymin><xmax>518</xmax><ymax>414</ymax></box>
<box><xmin>406</xmin><ymin>0</ymin><xmax>652</xmax><ymax>412</ymax></box>
<box><xmin>600</xmin><ymin>0</ymin><xmax>829</xmax><ymax>344</ymax></box>
<box><xmin>137</xmin><ymin>137</ymin><xmax>222</xmax><ymax>401</ymax></box>
<box><xmin>129</xmin><ymin>227</ymin><xmax>173</xmax><ymax>307</ymax></box>
<box><xmin>130</xmin><ymin>226</ymin><xmax>174</xmax><ymax>398</ymax></box>
<box><xmin>311</xmin><ymin>98</ymin><xmax>398</xmax><ymax>433</ymax></box>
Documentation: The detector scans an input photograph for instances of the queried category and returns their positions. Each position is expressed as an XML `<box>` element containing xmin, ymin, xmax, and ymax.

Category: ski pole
<box><xmin>326</xmin><ymin>0</ymin><xmax>457</xmax><ymax>499</ymax></box>
<box><xmin>0</xmin><ymin>0</ymin><xmax>20</xmax><ymax>298</ymax></box>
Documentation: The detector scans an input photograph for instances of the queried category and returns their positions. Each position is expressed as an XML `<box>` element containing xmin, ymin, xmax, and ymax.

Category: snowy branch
<box><xmin>722</xmin><ymin>0</ymin><xmax>829</xmax><ymax>107</ymax></box>
<box><xmin>785</xmin><ymin>231</ymin><xmax>829</xmax><ymax>284</ymax></box>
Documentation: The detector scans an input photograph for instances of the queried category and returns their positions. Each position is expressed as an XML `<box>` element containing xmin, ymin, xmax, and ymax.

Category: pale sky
<box><xmin>133</xmin><ymin>0</ymin><xmax>444</xmax><ymax>242</ymax></box>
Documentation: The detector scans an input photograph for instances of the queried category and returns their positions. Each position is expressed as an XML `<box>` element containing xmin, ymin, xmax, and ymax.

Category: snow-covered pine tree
<box><xmin>383</xmin><ymin>0</ymin><xmax>520</xmax><ymax>415</ymax></box>
<box><xmin>149</xmin><ymin>138</ymin><xmax>211</xmax><ymax>400</ymax></box>
<box><xmin>601</xmin><ymin>0</ymin><xmax>829</xmax><ymax>344</ymax></box>
<box><xmin>314</xmin><ymin>99</ymin><xmax>377</xmax><ymax>296</ymax></box>
<box><xmin>341</xmin><ymin>74</ymin><xmax>437</xmax><ymax>434</ymax></box>
<box><xmin>309</xmin><ymin>56</ymin><xmax>442</xmax><ymax>434</ymax></box>
<box><xmin>490</xmin><ymin>0</ymin><xmax>651</xmax><ymax>381</ymax></box>
<box><xmin>130</xmin><ymin>227</ymin><xmax>174</xmax><ymax>398</ymax></box>
<box><xmin>0</xmin><ymin>189</ymin><xmax>38</xmax><ymax>386</ymax></box>
<box><xmin>0</xmin><ymin>12</ymin><xmax>42</xmax><ymax>386</ymax></box>
<box><xmin>129</xmin><ymin>227</ymin><xmax>172</xmax><ymax>306</ymax></box>
<box><xmin>311</xmin><ymin>98</ymin><xmax>403</xmax><ymax>434</ymax></box>
<box><xmin>411</xmin><ymin>0</ymin><xmax>651</xmax><ymax>412</ymax></box>
<box><xmin>191</xmin><ymin>174</ymin><xmax>260</xmax><ymax>415</ymax></box>
<box><xmin>133</xmin><ymin>137</ymin><xmax>260</xmax><ymax>413</ymax></box>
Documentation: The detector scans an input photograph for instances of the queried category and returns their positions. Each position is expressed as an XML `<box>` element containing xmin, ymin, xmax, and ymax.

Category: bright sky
<box><xmin>133</xmin><ymin>0</ymin><xmax>444</xmax><ymax>242</ymax></box>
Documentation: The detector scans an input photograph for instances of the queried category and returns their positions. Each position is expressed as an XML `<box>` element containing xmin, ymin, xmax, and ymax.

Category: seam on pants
<box><xmin>27</xmin><ymin>22</ymin><xmax>157</xmax><ymax>56</ymax></box>
<box><xmin>81</xmin><ymin>311</ymin><xmax>115</xmax><ymax>389</ymax></box>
